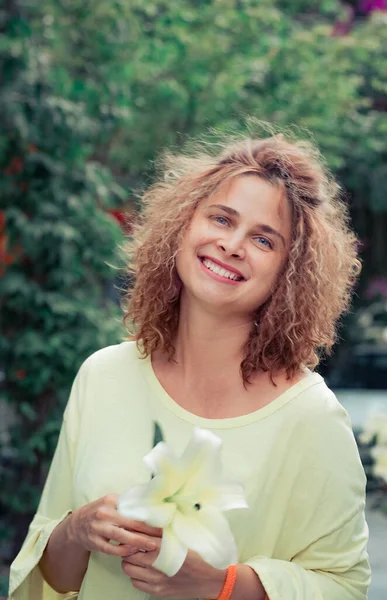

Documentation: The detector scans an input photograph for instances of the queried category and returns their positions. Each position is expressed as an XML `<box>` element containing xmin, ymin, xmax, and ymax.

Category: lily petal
<box><xmin>144</xmin><ymin>442</ymin><xmax>177</xmax><ymax>475</ymax></box>
<box><xmin>201</xmin><ymin>482</ymin><xmax>249</xmax><ymax>511</ymax></box>
<box><xmin>144</xmin><ymin>442</ymin><xmax>184</xmax><ymax>496</ymax></box>
<box><xmin>118</xmin><ymin>483</ymin><xmax>176</xmax><ymax>527</ymax></box>
<box><xmin>152</xmin><ymin>525</ymin><xmax>188</xmax><ymax>577</ymax></box>
<box><xmin>180</xmin><ymin>428</ymin><xmax>222</xmax><ymax>494</ymax></box>
<box><xmin>171</xmin><ymin>507</ymin><xmax>238</xmax><ymax>570</ymax></box>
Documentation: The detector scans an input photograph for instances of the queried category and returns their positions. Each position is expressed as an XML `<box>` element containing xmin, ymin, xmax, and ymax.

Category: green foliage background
<box><xmin>1</xmin><ymin>0</ymin><xmax>387</xmax><ymax>588</ymax></box>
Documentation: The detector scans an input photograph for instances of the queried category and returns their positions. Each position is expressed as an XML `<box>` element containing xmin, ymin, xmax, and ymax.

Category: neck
<box><xmin>171</xmin><ymin>292</ymin><xmax>253</xmax><ymax>390</ymax></box>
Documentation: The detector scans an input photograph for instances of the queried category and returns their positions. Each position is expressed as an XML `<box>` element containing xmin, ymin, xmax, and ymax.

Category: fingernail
<box><xmin>146</xmin><ymin>541</ymin><xmax>156</xmax><ymax>550</ymax></box>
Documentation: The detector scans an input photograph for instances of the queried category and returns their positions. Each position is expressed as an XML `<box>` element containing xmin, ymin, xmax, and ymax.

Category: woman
<box><xmin>9</xmin><ymin>133</ymin><xmax>370</xmax><ymax>600</ymax></box>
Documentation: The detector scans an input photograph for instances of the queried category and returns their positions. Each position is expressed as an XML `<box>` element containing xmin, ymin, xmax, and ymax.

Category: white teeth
<box><xmin>202</xmin><ymin>259</ymin><xmax>242</xmax><ymax>281</ymax></box>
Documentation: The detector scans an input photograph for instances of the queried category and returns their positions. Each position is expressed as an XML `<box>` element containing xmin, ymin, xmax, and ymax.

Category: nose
<box><xmin>217</xmin><ymin>232</ymin><xmax>245</xmax><ymax>259</ymax></box>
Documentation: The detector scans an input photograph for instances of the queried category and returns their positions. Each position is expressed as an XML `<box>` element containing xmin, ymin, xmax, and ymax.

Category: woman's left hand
<box><xmin>121</xmin><ymin>536</ymin><xmax>226</xmax><ymax>599</ymax></box>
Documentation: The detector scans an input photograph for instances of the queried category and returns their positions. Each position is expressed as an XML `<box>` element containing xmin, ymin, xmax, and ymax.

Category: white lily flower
<box><xmin>118</xmin><ymin>427</ymin><xmax>248</xmax><ymax>576</ymax></box>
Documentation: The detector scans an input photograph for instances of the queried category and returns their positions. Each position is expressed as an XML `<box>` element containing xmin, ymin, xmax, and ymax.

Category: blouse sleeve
<box><xmin>244</xmin><ymin>393</ymin><xmax>371</xmax><ymax>600</ymax></box>
<box><xmin>9</xmin><ymin>363</ymin><xmax>86</xmax><ymax>600</ymax></box>
<box><xmin>245</xmin><ymin>506</ymin><xmax>370</xmax><ymax>600</ymax></box>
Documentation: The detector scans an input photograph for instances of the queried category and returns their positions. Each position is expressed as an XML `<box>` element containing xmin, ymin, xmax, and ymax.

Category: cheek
<box><xmin>178</xmin><ymin>227</ymin><xmax>209</xmax><ymax>259</ymax></box>
<box><xmin>254</xmin><ymin>250</ymin><xmax>282</xmax><ymax>274</ymax></box>
<box><xmin>175</xmin><ymin>238</ymin><xmax>195</xmax><ymax>281</ymax></box>
<box><xmin>250</xmin><ymin>254</ymin><xmax>285</xmax><ymax>297</ymax></box>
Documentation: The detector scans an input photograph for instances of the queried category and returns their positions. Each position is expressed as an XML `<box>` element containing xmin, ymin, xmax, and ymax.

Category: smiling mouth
<box><xmin>199</xmin><ymin>257</ymin><xmax>244</xmax><ymax>282</ymax></box>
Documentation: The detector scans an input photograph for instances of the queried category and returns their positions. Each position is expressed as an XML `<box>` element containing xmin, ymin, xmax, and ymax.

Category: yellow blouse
<box><xmin>9</xmin><ymin>341</ymin><xmax>370</xmax><ymax>600</ymax></box>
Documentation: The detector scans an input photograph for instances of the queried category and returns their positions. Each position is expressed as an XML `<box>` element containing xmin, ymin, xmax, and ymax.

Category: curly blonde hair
<box><xmin>121</xmin><ymin>132</ymin><xmax>360</xmax><ymax>383</ymax></box>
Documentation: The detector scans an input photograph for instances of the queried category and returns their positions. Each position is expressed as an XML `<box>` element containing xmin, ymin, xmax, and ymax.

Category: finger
<box><xmin>131</xmin><ymin>578</ymin><xmax>158</xmax><ymax>594</ymax></box>
<box><xmin>122</xmin><ymin>547</ymin><xmax>139</xmax><ymax>559</ymax></box>
<box><xmin>101</xmin><ymin>493</ymin><xmax>120</xmax><ymax>507</ymax></box>
<box><xmin>94</xmin><ymin>500</ymin><xmax>163</xmax><ymax>538</ymax></box>
<box><xmin>122</xmin><ymin>550</ymin><xmax>158</xmax><ymax>566</ymax></box>
<box><xmin>96</xmin><ymin>509</ymin><xmax>163</xmax><ymax>538</ymax></box>
<box><xmin>118</xmin><ymin>517</ymin><xmax>163</xmax><ymax>538</ymax></box>
<box><xmin>122</xmin><ymin>561</ymin><xmax>159</xmax><ymax>583</ymax></box>
<box><xmin>98</xmin><ymin>524</ymin><xmax>158</xmax><ymax>551</ymax></box>
<box><xmin>93</xmin><ymin>539</ymin><xmax>137</xmax><ymax>557</ymax></box>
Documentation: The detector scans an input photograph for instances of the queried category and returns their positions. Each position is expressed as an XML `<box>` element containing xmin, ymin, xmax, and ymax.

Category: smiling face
<box><xmin>175</xmin><ymin>174</ymin><xmax>292</xmax><ymax>319</ymax></box>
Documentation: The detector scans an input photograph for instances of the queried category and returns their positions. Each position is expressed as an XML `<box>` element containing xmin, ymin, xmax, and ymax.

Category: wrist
<box><xmin>230</xmin><ymin>564</ymin><xmax>266</xmax><ymax>600</ymax></box>
<box><xmin>63</xmin><ymin>511</ymin><xmax>83</xmax><ymax>551</ymax></box>
<box><xmin>204</xmin><ymin>567</ymin><xmax>227</xmax><ymax>599</ymax></box>
<box><xmin>205</xmin><ymin>565</ymin><xmax>236</xmax><ymax>600</ymax></box>
<box><xmin>63</xmin><ymin>511</ymin><xmax>76</xmax><ymax>544</ymax></box>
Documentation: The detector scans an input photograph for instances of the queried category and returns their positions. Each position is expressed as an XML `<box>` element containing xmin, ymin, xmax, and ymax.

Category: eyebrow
<box><xmin>206</xmin><ymin>203</ymin><xmax>287</xmax><ymax>248</ymax></box>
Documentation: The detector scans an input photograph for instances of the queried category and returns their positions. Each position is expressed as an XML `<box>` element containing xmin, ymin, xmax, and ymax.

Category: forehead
<box><xmin>201</xmin><ymin>174</ymin><xmax>290</xmax><ymax>222</ymax></box>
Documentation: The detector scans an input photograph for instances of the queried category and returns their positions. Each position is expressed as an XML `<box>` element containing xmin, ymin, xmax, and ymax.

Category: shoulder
<box><xmin>64</xmin><ymin>341</ymin><xmax>141</xmax><ymax>417</ymax></box>
<box><xmin>287</xmin><ymin>373</ymin><xmax>358</xmax><ymax>452</ymax></box>
<box><xmin>286</xmin><ymin>373</ymin><xmax>366</xmax><ymax>493</ymax></box>
<box><xmin>290</xmin><ymin>377</ymin><xmax>367</xmax><ymax>533</ymax></box>
<box><xmin>288</xmin><ymin>370</ymin><xmax>352</xmax><ymax>424</ymax></box>
<box><xmin>79</xmin><ymin>340</ymin><xmax>140</xmax><ymax>378</ymax></box>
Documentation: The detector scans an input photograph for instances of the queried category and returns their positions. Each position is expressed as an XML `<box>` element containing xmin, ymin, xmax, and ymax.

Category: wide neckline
<box><xmin>140</xmin><ymin>349</ymin><xmax>324</xmax><ymax>430</ymax></box>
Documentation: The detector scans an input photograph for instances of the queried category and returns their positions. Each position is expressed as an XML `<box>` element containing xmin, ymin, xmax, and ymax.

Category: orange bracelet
<box><xmin>214</xmin><ymin>564</ymin><xmax>237</xmax><ymax>600</ymax></box>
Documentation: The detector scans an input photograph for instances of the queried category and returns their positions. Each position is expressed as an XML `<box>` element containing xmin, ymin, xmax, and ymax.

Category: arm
<box><xmin>9</xmin><ymin>361</ymin><xmax>163</xmax><ymax>599</ymax></box>
<box><xmin>121</xmin><ymin>507</ymin><xmax>368</xmax><ymax>600</ymax></box>
<box><xmin>244</xmin><ymin>505</ymin><xmax>370</xmax><ymax>600</ymax></box>
<box><xmin>243</xmin><ymin>396</ymin><xmax>371</xmax><ymax>600</ymax></box>
<box><xmin>39</xmin><ymin>514</ymin><xmax>89</xmax><ymax>594</ymax></box>
<box><xmin>9</xmin><ymin>367</ymin><xmax>86</xmax><ymax>600</ymax></box>
<box><xmin>121</xmin><ymin>542</ymin><xmax>268</xmax><ymax>599</ymax></box>
<box><xmin>232</xmin><ymin>565</ymin><xmax>266</xmax><ymax>599</ymax></box>
<box><xmin>39</xmin><ymin>495</ymin><xmax>162</xmax><ymax>594</ymax></box>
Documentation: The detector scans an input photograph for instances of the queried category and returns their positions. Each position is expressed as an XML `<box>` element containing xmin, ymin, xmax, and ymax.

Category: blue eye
<box><xmin>253</xmin><ymin>236</ymin><xmax>272</xmax><ymax>249</ymax></box>
<box><xmin>213</xmin><ymin>215</ymin><xmax>229</xmax><ymax>226</ymax></box>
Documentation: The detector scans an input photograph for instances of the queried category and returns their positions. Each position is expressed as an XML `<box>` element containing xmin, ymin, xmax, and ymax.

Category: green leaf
<box><xmin>153</xmin><ymin>422</ymin><xmax>164</xmax><ymax>447</ymax></box>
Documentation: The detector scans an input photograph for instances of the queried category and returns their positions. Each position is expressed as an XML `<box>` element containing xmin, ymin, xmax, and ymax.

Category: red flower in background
<box><xmin>107</xmin><ymin>208</ymin><xmax>133</xmax><ymax>234</ymax></box>
<box><xmin>4</xmin><ymin>156</ymin><xmax>24</xmax><ymax>176</ymax></box>
<box><xmin>0</xmin><ymin>210</ymin><xmax>25</xmax><ymax>275</ymax></box>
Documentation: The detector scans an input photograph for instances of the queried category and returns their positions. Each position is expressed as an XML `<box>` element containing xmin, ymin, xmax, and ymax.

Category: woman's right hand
<box><xmin>66</xmin><ymin>493</ymin><xmax>163</xmax><ymax>557</ymax></box>
<box><xmin>40</xmin><ymin>493</ymin><xmax>163</xmax><ymax>593</ymax></box>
